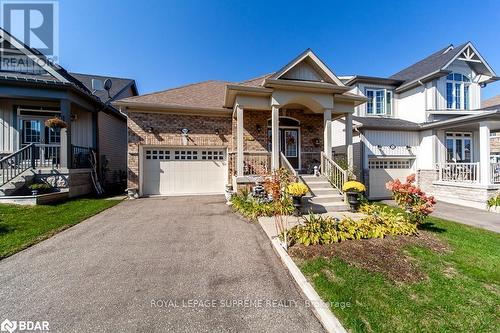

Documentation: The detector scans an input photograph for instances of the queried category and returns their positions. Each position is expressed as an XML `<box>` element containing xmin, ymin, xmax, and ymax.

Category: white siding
<box><xmin>362</xmin><ymin>130</ymin><xmax>420</xmax><ymax>169</ymax></box>
<box><xmin>70</xmin><ymin>107</ymin><xmax>93</xmax><ymax>147</ymax></box>
<box><xmin>417</xmin><ymin>130</ymin><xmax>436</xmax><ymax>169</ymax></box>
<box><xmin>0</xmin><ymin>100</ymin><xmax>15</xmax><ymax>153</ymax></box>
<box><xmin>281</xmin><ymin>61</ymin><xmax>323</xmax><ymax>81</ymax></box>
<box><xmin>397</xmin><ymin>85</ymin><xmax>427</xmax><ymax>123</ymax></box>
<box><xmin>99</xmin><ymin>111</ymin><xmax>126</xmax><ymax>185</ymax></box>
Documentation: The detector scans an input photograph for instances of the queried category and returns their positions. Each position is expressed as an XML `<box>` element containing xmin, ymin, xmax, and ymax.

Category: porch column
<box><xmin>60</xmin><ymin>99</ymin><xmax>71</xmax><ymax>169</ymax></box>
<box><xmin>479</xmin><ymin>121</ymin><xmax>491</xmax><ymax>185</ymax></box>
<box><xmin>235</xmin><ymin>104</ymin><xmax>244</xmax><ymax>177</ymax></box>
<box><xmin>323</xmin><ymin>108</ymin><xmax>333</xmax><ymax>159</ymax></box>
<box><xmin>271</xmin><ymin>103</ymin><xmax>280</xmax><ymax>170</ymax></box>
<box><xmin>345</xmin><ymin>112</ymin><xmax>354</xmax><ymax>172</ymax></box>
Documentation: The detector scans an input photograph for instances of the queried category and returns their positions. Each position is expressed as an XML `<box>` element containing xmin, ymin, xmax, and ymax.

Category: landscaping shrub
<box><xmin>287</xmin><ymin>205</ymin><xmax>417</xmax><ymax>247</ymax></box>
<box><xmin>230</xmin><ymin>191</ymin><xmax>294</xmax><ymax>220</ymax></box>
<box><xmin>386</xmin><ymin>174</ymin><xmax>436</xmax><ymax>224</ymax></box>
<box><xmin>28</xmin><ymin>183</ymin><xmax>53</xmax><ymax>194</ymax></box>
<box><xmin>486</xmin><ymin>192</ymin><xmax>500</xmax><ymax>210</ymax></box>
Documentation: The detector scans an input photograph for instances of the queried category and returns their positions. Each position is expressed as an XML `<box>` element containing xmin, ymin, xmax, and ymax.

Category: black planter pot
<box><xmin>346</xmin><ymin>191</ymin><xmax>361</xmax><ymax>212</ymax></box>
<box><xmin>292</xmin><ymin>196</ymin><xmax>302</xmax><ymax>216</ymax></box>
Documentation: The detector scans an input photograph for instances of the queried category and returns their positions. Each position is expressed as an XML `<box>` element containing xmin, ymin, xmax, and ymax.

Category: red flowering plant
<box><xmin>386</xmin><ymin>174</ymin><xmax>436</xmax><ymax>224</ymax></box>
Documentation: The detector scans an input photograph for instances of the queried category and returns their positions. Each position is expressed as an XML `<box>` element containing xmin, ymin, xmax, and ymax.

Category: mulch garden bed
<box><xmin>288</xmin><ymin>231</ymin><xmax>450</xmax><ymax>283</ymax></box>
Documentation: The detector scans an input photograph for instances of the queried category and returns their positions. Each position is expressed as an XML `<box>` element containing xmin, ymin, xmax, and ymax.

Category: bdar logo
<box><xmin>0</xmin><ymin>319</ymin><xmax>17</xmax><ymax>333</ymax></box>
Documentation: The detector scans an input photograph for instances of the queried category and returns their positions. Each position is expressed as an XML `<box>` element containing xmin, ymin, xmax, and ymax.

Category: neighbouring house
<box><xmin>0</xmin><ymin>28</ymin><xmax>138</xmax><ymax>203</ymax></box>
<box><xmin>115</xmin><ymin>49</ymin><xmax>365</xmax><ymax>212</ymax></box>
<box><xmin>482</xmin><ymin>95</ymin><xmax>500</xmax><ymax>164</ymax></box>
<box><xmin>332</xmin><ymin>42</ymin><xmax>499</xmax><ymax>209</ymax></box>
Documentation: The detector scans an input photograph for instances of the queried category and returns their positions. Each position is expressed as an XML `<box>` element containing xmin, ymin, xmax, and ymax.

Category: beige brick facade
<box><xmin>491</xmin><ymin>136</ymin><xmax>500</xmax><ymax>153</ymax></box>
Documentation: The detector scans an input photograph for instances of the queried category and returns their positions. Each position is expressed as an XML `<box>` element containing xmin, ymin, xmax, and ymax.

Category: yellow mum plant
<box><xmin>287</xmin><ymin>182</ymin><xmax>309</xmax><ymax>197</ymax></box>
<box><xmin>342</xmin><ymin>180</ymin><xmax>366</xmax><ymax>193</ymax></box>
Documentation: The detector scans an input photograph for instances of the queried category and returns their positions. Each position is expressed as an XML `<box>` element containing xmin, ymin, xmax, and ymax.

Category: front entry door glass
<box><xmin>22</xmin><ymin>119</ymin><xmax>42</xmax><ymax>145</ymax></box>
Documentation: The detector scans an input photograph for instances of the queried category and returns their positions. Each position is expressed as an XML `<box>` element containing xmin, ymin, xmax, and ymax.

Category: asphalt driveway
<box><xmin>0</xmin><ymin>196</ymin><xmax>323</xmax><ymax>332</ymax></box>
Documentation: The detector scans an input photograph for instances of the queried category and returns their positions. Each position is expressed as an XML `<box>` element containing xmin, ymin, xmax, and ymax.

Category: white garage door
<box><xmin>368</xmin><ymin>158</ymin><xmax>413</xmax><ymax>199</ymax></box>
<box><xmin>142</xmin><ymin>148</ymin><xmax>227</xmax><ymax>196</ymax></box>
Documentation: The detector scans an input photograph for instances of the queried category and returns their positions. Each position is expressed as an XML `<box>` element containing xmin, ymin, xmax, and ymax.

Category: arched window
<box><xmin>446</xmin><ymin>73</ymin><xmax>471</xmax><ymax>110</ymax></box>
<box><xmin>266</xmin><ymin>117</ymin><xmax>300</xmax><ymax>127</ymax></box>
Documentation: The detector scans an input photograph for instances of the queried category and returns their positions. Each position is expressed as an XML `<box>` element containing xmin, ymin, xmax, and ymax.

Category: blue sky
<box><xmin>57</xmin><ymin>0</ymin><xmax>500</xmax><ymax>99</ymax></box>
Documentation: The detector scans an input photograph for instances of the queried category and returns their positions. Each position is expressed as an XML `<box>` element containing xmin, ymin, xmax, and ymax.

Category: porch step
<box><xmin>299</xmin><ymin>174</ymin><xmax>347</xmax><ymax>213</ymax></box>
<box><xmin>0</xmin><ymin>169</ymin><xmax>35</xmax><ymax>196</ymax></box>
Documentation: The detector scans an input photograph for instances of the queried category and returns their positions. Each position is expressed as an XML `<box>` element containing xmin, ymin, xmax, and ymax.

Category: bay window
<box><xmin>365</xmin><ymin>88</ymin><xmax>393</xmax><ymax>115</ymax></box>
<box><xmin>446</xmin><ymin>73</ymin><xmax>471</xmax><ymax>110</ymax></box>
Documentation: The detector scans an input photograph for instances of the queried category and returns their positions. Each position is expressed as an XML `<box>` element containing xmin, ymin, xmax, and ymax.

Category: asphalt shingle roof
<box><xmin>119</xmin><ymin>80</ymin><xmax>230</xmax><ymax>110</ymax></box>
<box><xmin>389</xmin><ymin>43</ymin><xmax>468</xmax><ymax>84</ymax></box>
<box><xmin>482</xmin><ymin>95</ymin><xmax>500</xmax><ymax>109</ymax></box>
<box><xmin>353</xmin><ymin>116</ymin><xmax>421</xmax><ymax>130</ymax></box>
<box><xmin>69</xmin><ymin>73</ymin><xmax>136</xmax><ymax>103</ymax></box>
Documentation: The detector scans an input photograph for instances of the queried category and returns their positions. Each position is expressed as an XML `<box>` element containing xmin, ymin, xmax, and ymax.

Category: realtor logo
<box><xmin>0</xmin><ymin>319</ymin><xmax>17</xmax><ymax>333</ymax></box>
<box><xmin>0</xmin><ymin>0</ymin><xmax>59</xmax><ymax>60</ymax></box>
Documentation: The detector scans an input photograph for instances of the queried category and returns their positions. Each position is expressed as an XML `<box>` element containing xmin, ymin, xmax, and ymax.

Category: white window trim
<box><xmin>365</xmin><ymin>88</ymin><xmax>393</xmax><ymax>116</ymax></box>
<box><xmin>446</xmin><ymin>73</ymin><xmax>471</xmax><ymax>110</ymax></box>
<box><xmin>445</xmin><ymin>132</ymin><xmax>473</xmax><ymax>162</ymax></box>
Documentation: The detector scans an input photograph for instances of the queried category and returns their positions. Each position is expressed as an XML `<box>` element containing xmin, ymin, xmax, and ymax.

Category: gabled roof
<box><xmin>270</xmin><ymin>48</ymin><xmax>345</xmax><ymax>86</ymax></box>
<box><xmin>117</xmin><ymin>80</ymin><xmax>230</xmax><ymax>111</ymax></box>
<box><xmin>388</xmin><ymin>42</ymin><xmax>498</xmax><ymax>92</ymax></box>
<box><xmin>69</xmin><ymin>73</ymin><xmax>138</xmax><ymax>103</ymax></box>
<box><xmin>482</xmin><ymin>95</ymin><xmax>500</xmax><ymax>109</ymax></box>
<box><xmin>389</xmin><ymin>43</ymin><xmax>466</xmax><ymax>84</ymax></box>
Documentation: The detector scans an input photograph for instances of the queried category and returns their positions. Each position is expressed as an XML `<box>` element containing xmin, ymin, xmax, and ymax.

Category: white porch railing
<box><xmin>279</xmin><ymin>152</ymin><xmax>298</xmax><ymax>181</ymax></box>
<box><xmin>320</xmin><ymin>152</ymin><xmax>348</xmax><ymax>193</ymax></box>
<box><xmin>492</xmin><ymin>163</ymin><xmax>500</xmax><ymax>184</ymax></box>
<box><xmin>438</xmin><ymin>162</ymin><xmax>479</xmax><ymax>183</ymax></box>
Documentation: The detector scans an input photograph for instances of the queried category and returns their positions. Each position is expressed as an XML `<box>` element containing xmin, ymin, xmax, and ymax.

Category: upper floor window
<box><xmin>365</xmin><ymin>89</ymin><xmax>392</xmax><ymax>115</ymax></box>
<box><xmin>446</xmin><ymin>73</ymin><xmax>470</xmax><ymax>110</ymax></box>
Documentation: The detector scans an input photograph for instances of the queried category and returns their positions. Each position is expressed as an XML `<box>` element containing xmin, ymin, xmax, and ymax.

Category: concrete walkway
<box><xmin>383</xmin><ymin>200</ymin><xmax>499</xmax><ymax>233</ymax></box>
<box><xmin>0</xmin><ymin>196</ymin><xmax>324</xmax><ymax>332</ymax></box>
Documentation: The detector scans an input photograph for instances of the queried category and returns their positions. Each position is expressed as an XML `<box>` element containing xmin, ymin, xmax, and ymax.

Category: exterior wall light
<box><xmin>215</xmin><ymin>128</ymin><xmax>220</xmax><ymax>135</ymax></box>
<box><xmin>145</xmin><ymin>126</ymin><xmax>154</xmax><ymax>133</ymax></box>
<box><xmin>256</xmin><ymin>125</ymin><xmax>262</xmax><ymax>132</ymax></box>
<box><xmin>377</xmin><ymin>144</ymin><xmax>383</xmax><ymax>149</ymax></box>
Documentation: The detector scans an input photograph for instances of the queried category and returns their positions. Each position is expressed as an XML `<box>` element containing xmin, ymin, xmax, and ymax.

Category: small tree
<box><xmin>265</xmin><ymin>168</ymin><xmax>293</xmax><ymax>249</ymax></box>
<box><xmin>386</xmin><ymin>174</ymin><xmax>436</xmax><ymax>224</ymax></box>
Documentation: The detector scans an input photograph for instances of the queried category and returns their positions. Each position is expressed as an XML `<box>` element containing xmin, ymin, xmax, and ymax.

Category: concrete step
<box><xmin>0</xmin><ymin>171</ymin><xmax>34</xmax><ymax>196</ymax></box>
<box><xmin>301</xmin><ymin>202</ymin><xmax>350</xmax><ymax>214</ymax></box>
<box><xmin>308</xmin><ymin>187</ymin><xmax>339</xmax><ymax>196</ymax></box>
<box><xmin>307</xmin><ymin>195</ymin><xmax>344</xmax><ymax>204</ymax></box>
<box><xmin>306</xmin><ymin>182</ymin><xmax>333</xmax><ymax>189</ymax></box>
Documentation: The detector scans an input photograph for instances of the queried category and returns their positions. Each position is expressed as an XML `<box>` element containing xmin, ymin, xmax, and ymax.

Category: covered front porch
<box><xmin>418</xmin><ymin>111</ymin><xmax>500</xmax><ymax>209</ymax></box>
<box><xmin>230</xmin><ymin>102</ymin><xmax>355</xmax><ymax>192</ymax></box>
<box><xmin>0</xmin><ymin>83</ymin><xmax>100</xmax><ymax>196</ymax></box>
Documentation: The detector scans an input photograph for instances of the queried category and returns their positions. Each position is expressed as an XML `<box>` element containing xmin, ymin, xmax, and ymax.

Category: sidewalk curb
<box><xmin>259</xmin><ymin>220</ymin><xmax>347</xmax><ymax>333</ymax></box>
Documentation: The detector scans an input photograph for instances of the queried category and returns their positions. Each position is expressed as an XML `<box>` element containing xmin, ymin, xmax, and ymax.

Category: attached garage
<box><xmin>367</xmin><ymin>157</ymin><xmax>414</xmax><ymax>199</ymax></box>
<box><xmin>141</xmin><ymin>147</ymin><xmax>227</xmax><ymax>196</ymax></box>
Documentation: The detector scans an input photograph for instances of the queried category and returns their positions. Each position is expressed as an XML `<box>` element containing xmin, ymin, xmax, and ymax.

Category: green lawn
<box><xmin>0</xmin><ymin>198</ymin><xmax>121</xmax><ymax>259</ymax></box>
<box><xmin>297</xmin><ymin>216</ymin><xmax>500</xmax><ymax>333</ymax></box>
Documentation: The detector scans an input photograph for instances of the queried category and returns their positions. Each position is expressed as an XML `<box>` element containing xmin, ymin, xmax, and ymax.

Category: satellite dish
<box><xmin>104</xmin><ymin>78</ymin><xmax>112</xmax><ymax>91</ymax></box>
<box><xmin>103</xmin><ymin>79</ymin><xmax>112</xmax><ymax>99</ymax></box>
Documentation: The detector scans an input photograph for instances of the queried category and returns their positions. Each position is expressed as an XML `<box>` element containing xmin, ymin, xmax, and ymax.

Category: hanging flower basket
<box><xmin>45</xmin><ymin>117</ymin><xmax>68</xmax><ymax>129</ymax></box>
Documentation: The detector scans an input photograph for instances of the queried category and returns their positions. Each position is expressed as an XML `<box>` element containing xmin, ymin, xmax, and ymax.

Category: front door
<box><xmin>280</xmin><ymin>129</ymin><xmax>299</xmax><ymax>169</ymax></box>
<box><xmin>20</xmin><ymin>118</ymin><xmax>61</xmax><ymax>166</ymax></box>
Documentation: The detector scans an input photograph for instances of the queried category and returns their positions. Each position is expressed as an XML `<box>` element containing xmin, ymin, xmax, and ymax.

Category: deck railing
<box><xmin>321</xmin><ymin>151</ymin><xmax>348</xmax><ymax>193</ymax></box>
<box><xmin>438</xmin><ymin>162</ymin><xmax>479</xmax><ymax>183</ymax></box>
<box><xmin>72</xmin><ymin>145</ymin><xmax>93</xmax><ymax>169</ymax></box>
<box><xmin>492</xmin><ymin>163</ymin><xmax>500</xmax><ymax>184</ymax></box>
<box><xmin>0</xmin><ymin>143</ymin><xmax>34</xmax><ymax>186</ymax></box>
